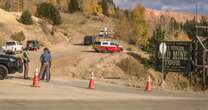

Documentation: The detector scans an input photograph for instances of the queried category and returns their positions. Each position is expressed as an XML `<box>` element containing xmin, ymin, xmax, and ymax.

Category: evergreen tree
<box><xmin>170</xmin><ymin>17</ymin><xmax>179</xmax><ymax>31</ymax></box>
<box><xmin>147</xmin><ymin>25</ymin><xmax>165</xmax><ymax>64</ymax></box>
<box><xmin>101</xmin><ymin>0</ymin><xmax>115</xmax><ymax>16</ymax></box>
<box><xmin>36</xmin><ymin>3</ymin><xmax>61</xmax><ymax>25</ymax></box>
<box><xmin>101</xmin><ymin>0</ymin><xmax>108</xmax><ymax>15</ymax></box>
<box><xmin>183</xmin><ymin>18</ymin><xmax>197</xmax><ymax>39</ymax></box>
<box><xmin>198</xmin><ymin>16</ymin><xmax>208</xmax><ymax>37</ymax></box>
<box><xmin>68</xmin><ymin>0</ymin><xmax>80</xmax><ymax>13</ymax></box>
<box><xmin>183</xmin><ymin>16</ymin><xmax>208</xmax><ymax>39</ymax></box>
<box><xmin>20</xmin><ymin>10</ymin><xmax>33</xmax><ymax>25</ymax></box>
<box><xmin>159</xmin><ymin>15</ymin><xmax>166</xmax><ymax>27</ymax></box>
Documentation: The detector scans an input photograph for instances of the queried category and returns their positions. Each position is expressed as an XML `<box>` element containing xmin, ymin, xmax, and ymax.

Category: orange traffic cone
<box><xmin>89</xmin><ymin>72</ymin><xmax>94</xmax><ymax>89</ymax></box>
<box><xmin>144</xmin><ymin>75</ymin><xmax>152</xmax><ymax>92</ymax></box>
<box><xmin>32</xmin><ymin>68</ymin><xmax>40</xmax><ymax>87</ymax></box>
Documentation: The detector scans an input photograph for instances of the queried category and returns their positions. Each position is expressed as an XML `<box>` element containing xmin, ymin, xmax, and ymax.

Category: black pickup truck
<box><xmin>0</xmin><ymin>54</ymin><xmax>23</xmax><ymax>80</ymax></box>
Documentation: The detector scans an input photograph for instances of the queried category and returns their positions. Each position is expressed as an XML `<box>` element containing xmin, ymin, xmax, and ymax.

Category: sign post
<box><xmin>159</xmin><ymin>42</ymin><xmax>167</xmax><ymax>83</ymax></box>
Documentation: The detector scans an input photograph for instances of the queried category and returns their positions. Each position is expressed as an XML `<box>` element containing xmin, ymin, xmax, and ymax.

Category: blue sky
<box><xmin>114</xmin><ymin>0</ymin><xmax>208</xmax><ymax>15</ymax></box>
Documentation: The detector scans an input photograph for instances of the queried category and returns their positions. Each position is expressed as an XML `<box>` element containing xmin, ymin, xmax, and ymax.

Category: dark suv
<box><xmin>0</xmin><ymin>54</ymin><xmax>23</xmax><ymax>80</ymax></box>
<box><xmin>26</xmin><ymin>40</ymin><xmax>40</xmax><ymax>51</ymax></box>
<box><xmin>84</xmin><ymin>36</ymin><xmax>96</xmax><ymax>45</ymax></box>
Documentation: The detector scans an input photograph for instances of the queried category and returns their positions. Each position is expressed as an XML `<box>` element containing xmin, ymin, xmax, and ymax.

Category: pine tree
<box><xmin>170</xmin><ymin>17</ymin><xmax>179</xmax><ymax>31</ymax></box>
<box><xmin>101</xmin><ymin>0</ymin><xmax>115</xmax><ymax>16</ymax></box>
<box><xmin>20</xmin><ymin>10</ymin><xmax>33</xmax><ymax>25</ymax></box>
<box><xmin>68</xmin><ymin>0</ymin><xmax>80</xmax><ymax>13</ymax></box>
<box><xmin>147</xmin><ymin>25</ymin><xmax>165</xmax><ymax>64</ymax></box>
<box><xmin>183</xmin><ymin>18</ymin><xmax>197</xmax><ymax>39</ymax></box>
<box><xmin>36</xmin><ymin>3</ymin><xmax>61</xmax><ymax>25</ymax></box>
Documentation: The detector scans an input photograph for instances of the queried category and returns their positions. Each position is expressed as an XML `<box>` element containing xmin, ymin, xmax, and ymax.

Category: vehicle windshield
<box><xmin>110</xmin><ymin>42</ymin><xmax>117</xmax><ymax>45</ymax></box>
<box><xmin>94</xmin><ymin>42</ymin><xmax>101</xmax><ymax>45</ymax></box>
<box><xmin>28</xmin><ymin>41</ymin><xmax>35</xmax><ymax>44</ymax></box>
<box><xmin>27</xmin><ymin>41</ymin><xmax>34</xmax><ymax>43</ymax></box>
<box><xmin>6</xmin><ymin>42</ymin><xmax>15</xmax><ymax>45</ymax></box>
<box><xmin>102</xmin><ymin>42</ymin><xmax>108</xmax><ymax>45</ymax></box>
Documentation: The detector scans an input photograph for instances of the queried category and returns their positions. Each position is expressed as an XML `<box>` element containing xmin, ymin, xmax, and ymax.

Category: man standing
<box><xmin>41</xmin><ymin>49</ymin><xmax>52</xmax><ymax>81</ymax></box>
<box><xmin>22</xmin><ymin>49</ymin><xmax>30</xmax><ymax>79</ymax></box>
<box><xmin>39</xmin><ymin>48</ymin><xmax>51</xmax><ymax>82</ymax></box>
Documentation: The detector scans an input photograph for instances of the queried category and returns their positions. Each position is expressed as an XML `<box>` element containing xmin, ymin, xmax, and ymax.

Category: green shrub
<box><xmin>0</xmin><ymin>37</ymin><xmax>5</xmax><ymax>46</ymax></box>
<box><xmin>68</xmin><ymin>0</ymin><xmax>80</xmax><ymax>13</ymax></box>
<box><xmin>63</xmin><ymin>32</ymin><xmax>68</xmax><ymax>36</ymax></box>
<box><xmin>126</xmin><ymin>47</ymin><xmax>132</xmax><ymax>51</ymax></box>
<box><xmin>11</xmin><ymin>31</ymin><xmax>26</xmax><ymax>42</ymax></box>
<box><xmin>36</xmin><ymin>3</ymin><xmax>61</xmax><ymax>25</ymax></box>
<box><xmin>19</xmin><ymin>10</ymin><xmax>33</xmax><ymax>25</ymax></box>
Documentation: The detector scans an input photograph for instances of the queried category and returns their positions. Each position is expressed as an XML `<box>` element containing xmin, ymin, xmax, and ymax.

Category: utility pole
<box><xmin>195</xmin><ymin>0</ymin><xmax>198</xmax><ymax>34</ymax></box>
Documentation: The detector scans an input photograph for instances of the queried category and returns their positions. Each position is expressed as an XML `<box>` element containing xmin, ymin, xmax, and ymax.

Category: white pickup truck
<box><xmin>3</xmin><ymin>41</ymin><xmax>23</xmax><ymax>54</ymax></box>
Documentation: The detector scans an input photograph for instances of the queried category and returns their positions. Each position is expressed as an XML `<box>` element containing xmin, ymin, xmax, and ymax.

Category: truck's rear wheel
<box><xmin>0</xmin><ymin>65</ymin><xmax>8</xmax><ymax>80</ymax></box>
<box><xmin>95</xmin><ymin>49</ymin><xmax>99</xmax><ymax>53</ymax></box>
<box><xmin>104</xmin><ymin>48</ymin><xmax>109</xmax><ymax>53</ymax></box>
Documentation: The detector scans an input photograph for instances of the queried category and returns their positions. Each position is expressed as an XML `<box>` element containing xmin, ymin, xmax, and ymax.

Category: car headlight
<box><xmin>9</xmin><ymin>58</ymin><xmax>16</xmax><ymax>62</ymax></box>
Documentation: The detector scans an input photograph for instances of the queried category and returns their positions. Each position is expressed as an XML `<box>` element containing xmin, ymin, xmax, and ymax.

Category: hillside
<box><xmin>145</xmin><ymin>8</ymin><xmax>196</xmax><ymax>23</ymax></box>
<box><xmin>0</xmin><ymin>8</ymin><xmax>49</xmax><ymax>45</ymax></box>
<box><xmin>0</xmin><ymin>6</ymin><xmax>116</xmax><ymax>46</ymax></box>
<box><xmin>0</xmin><ymin>0</ymin><xmax>116</xmax><ymax>16</ymax></box>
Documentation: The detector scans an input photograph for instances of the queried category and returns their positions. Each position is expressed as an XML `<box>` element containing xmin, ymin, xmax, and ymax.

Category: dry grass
<box><xmin>0</xmin><ymin>36</ymin><xmax>5</xmax><ymax>46</ymax></box>
<box><xmin>117</xmin><ymin>57</ymin><xmax>148</xmax><ymax>78</ymax></box>
<box><xmin>59</xmin><ymin>13</ymin><xmax>116</xmax><ymax>40</ymax></box>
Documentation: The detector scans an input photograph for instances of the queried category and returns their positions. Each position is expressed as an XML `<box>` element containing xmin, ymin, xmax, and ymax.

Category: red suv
<box><xmin>93</xmin><ymin>41</ymin><xmax>123</xmax><ymax>53</ymax></box>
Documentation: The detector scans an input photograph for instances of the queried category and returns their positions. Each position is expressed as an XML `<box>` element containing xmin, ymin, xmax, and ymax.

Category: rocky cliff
<box><xmin>0</xmin><ymin>0</ymin><xmax>116</xmax><ymax>16</ymax></box>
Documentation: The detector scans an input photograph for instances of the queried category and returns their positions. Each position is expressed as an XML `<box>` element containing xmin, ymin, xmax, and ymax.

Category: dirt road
<box><xmin>28</xmin><ymin>36</ymin><xmax>126</xmax><ymax>81</ymax></box>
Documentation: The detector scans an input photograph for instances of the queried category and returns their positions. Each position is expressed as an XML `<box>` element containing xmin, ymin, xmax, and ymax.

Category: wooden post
<box><xmin>194</xmin><ymin>41</ymin><xmax>198</xmax><ymax>75</ymax></box>
<box><xmin>203</xmin><ymin>50</ymin><xmax>206</xmax><ymax>87</ymax></box>
<box><xmin>188</xmin><ymin>42</ymin><xmax>192</xmax><ymax>88</ymax></box>
<box><xmin>128</xmin><ymin>57</ymin><xmax>130</xmax><ymax>75</ymax></box>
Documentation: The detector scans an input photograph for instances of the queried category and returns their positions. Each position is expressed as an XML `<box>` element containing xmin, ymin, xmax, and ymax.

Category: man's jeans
<box><xmin>39</xmin><ymin>62</ymin><xmax>50</xmax><ymax>81</ymax></box>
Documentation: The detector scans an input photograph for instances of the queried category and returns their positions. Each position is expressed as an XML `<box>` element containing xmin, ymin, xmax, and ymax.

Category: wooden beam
<box><xmin>196</xmin><ymin>25</ymin><xmax>208</xmax><ymax>29</ymax></box>
<box><xmin>196</xmin><ymin>36</ymin><xmax>206</xmax><ymax>49</ymax></box>
<box><xmin>203</xmin><ymin>51</ymin><xmax>206</xmax><ymax>86</ymax></box>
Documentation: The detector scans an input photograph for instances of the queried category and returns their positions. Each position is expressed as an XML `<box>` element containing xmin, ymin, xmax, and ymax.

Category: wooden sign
<box><xmin>156</xmin><ymin>41</ymin><xmax>192</xmax><ymax>72</ymax></box>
